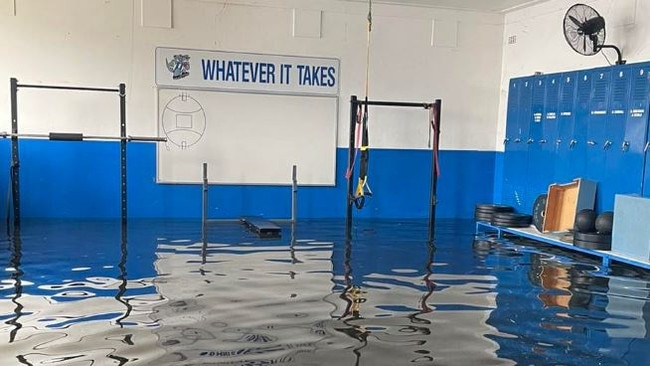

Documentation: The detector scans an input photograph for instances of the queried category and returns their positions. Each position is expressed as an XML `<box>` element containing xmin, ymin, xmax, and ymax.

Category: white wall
<box><xmin>497</xmin><ymin>0</ymin><xmax>649</xmax><ymax>150</ymax></box>
<box><xmin>0</xmin><ymin>0</ymin><xmax>504</xmax><ymax>152</ymax></box>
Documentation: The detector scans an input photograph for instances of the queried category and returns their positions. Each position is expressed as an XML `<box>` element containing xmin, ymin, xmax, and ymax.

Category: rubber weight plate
<box><xmin>491</xmin><ymin>219</ymin><xmax>532</xmax><ymax>226</ymax></box>
<box><xmin>492</xmin><ymin>213</ymin><xmax>532</xmax><ymax>221</ymax></box>
<box><xmin>475</xmin><ymin>204</ymin><xmax>514</xmax><ymax>213</ymax></box>
<box><xmin>573</xmin><ymin>239</ymin><xmax>611</xmax><ymax>251</ymax></box>
<box><xmin>532</xmin><ymin>194</ymin><xmax>547</xmax><ymax>232</ymax></box>
<box><xmin>474</xmin><ymin>214</ymin><xmax>493</xmax><ymax>222</ymax></box>
<box><xmin>573</xmin><ymin>231</ymin><xmax>612</xmax><ymax>244</ymax></box>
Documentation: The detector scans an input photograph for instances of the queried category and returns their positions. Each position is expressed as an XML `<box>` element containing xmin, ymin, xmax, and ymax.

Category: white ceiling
<box><xmin>346</xmin><ymin>0</ymin><xmax>552</xmax><ymax>13</ymax></box>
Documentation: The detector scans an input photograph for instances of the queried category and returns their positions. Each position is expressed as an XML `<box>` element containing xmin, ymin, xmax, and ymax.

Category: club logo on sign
<box><xmin>166</xmin><ymin>54</ymin><xmax>191</xmax><ymax>80</ymax></box>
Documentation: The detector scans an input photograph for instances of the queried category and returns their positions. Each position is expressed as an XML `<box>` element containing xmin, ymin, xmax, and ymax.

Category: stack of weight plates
<box><xmin>474</xmin><ymin>204</ymin><xmax>514</xmax><ymax>222</ymax></box>
<box><xmin>490</xmin><ymin>212</ymin><xmax>533</xmax><ymax>228</ymax></box>
<box><xmin>573</xmin><ymin>232</ymin><xmax>611</xmax><ymax>250</ymax></box>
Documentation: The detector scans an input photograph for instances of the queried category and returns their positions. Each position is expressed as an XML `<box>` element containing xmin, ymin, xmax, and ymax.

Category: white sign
<box><xmin>155</xmin><ymin>47</ymin><xmax>340</xmax><ymax>96</ymax></box>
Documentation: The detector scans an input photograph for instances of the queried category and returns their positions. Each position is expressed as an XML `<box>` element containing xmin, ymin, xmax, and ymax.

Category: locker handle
<box><xmin>622</xmin><ymin>141</ymin><xmax>630</xmax><ymax>152</ymax></box>
<box><xmin>504</xmin><ymin>138</ymin><xmax>510</xmax><ymax>145</ymax></box>
<box><xmin>603</xmin><ymin>140</ymin><xmax>612</xmax><ymax>150</ymax></box>
<box><xmin>556</xmin><ymin>139</ymin><xmax>562</xmax><ymax>146</ymax></box>
<box><xmin>514</xmin><ymin>138</ymin><xmax>522</xmax><ymax>143</ymax></box>
<box><xmin>587</xmin><ymin>140</ymin><xmax>597</xmax><ymax>146</ymax></box>
<box><xmin>527</xmin><ymin>138</ymin><xmax>534</xmax><ymax>144</ymax></box>
<box><xmin>645</xmin><ymin>141</ymin><xmax>650</xmax><ymax>153</ymax></box>
<box><xmin>539</xmin><ymin>139</ymin><xmax>547</xmax><ymax>144</ymax></box>
<box><xmin>569</xmin><ymin>139</ymin><xmax>577</xmax><ymax>148</ymax></box>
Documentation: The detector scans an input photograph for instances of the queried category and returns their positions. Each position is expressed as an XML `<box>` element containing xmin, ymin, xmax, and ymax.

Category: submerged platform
<box><xmin>476</xmin><ymin>221</ymin><xmax>650</xmax><ymax>271</ymax></box>
<box><xmin>240</xmin><ymin>217</ymin><xmax>282</xmax><ymax>238</ymax></box>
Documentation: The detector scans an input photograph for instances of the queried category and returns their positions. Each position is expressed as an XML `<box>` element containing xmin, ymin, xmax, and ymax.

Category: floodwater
<box><xmin>0</xmin><ymin>219</ymin><xmax>648</xmax><ymax>365</ymax></box>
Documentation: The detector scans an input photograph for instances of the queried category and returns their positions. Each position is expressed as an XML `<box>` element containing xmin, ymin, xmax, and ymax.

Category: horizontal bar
<box><xmin>17</xmin><ymin>84</ymin><xmax>120</xmax><ymax>93</ymax></box>
<box><xmin>50</xmin><ymin>132</ymin><xmax>83</xmax><ymax>141</ymax></box>
<box><xmin>0</xmin><ymin>132</ymin><xmax>166</xmax><ymax>142</ymax></box>
<box><xmin>353</xmin><ymin>99</ymin><xmax>434</xmax><ymax>108</ymax></box>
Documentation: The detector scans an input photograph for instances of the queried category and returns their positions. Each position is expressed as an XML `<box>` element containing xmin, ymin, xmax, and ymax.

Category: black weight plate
<box><xmin>532</xmin><ymin>194</ymin><xmax>547</xmax><ymax>232</ymax></box>
<box><xmin>574</xmin><ymin>231</ymin><xmax>612</xmax><ymax>244</ymax></box>
<box><xmin>474</xmin><ymin>215</ymin><xmax>493</xmax><ymax>222</ymax></box>
<box><xmin>573</xmin><ymin>239</ymin><xmax>611</xmax><ymax>251</ymax></box>
<box><xmin>490</xmin><ymin>218</ymin><xmax>532</xmax><ymax>226</ymax></box>
<box><xmin>492</xmin><ymin>212</ymin><xmax>533</xmax><ymax>221</ymax></box>
<box><xmin>475</xmin><ymin>204</ymin><xmax>514</xmax><ymax>213</ymax></box>
<box><xmin>491</xmin><ymin>222</ymin><xmax>532</xmax><ymax>228</ymax></box>
<box><xmin>475</xmin><ymin>207</ymin><xmax>514</xmax><ymax>214</ymax></box>
<box><xmin>491</xmin><ymin>215</ymin><xmax>532</xmax><ymax>222</ymax></box>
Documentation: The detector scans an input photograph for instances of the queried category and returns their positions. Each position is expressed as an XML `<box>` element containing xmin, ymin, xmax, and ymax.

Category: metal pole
<box><xmin>202</xmin><ymin>163</ymin><xmax>208</xmax><ymax>242</ymax></box>
<box><xmin>119</xmin><ymin>83</ymin><xmax>127</xmax><ymax>227</ymax></box>
<box><xmin>346</xmin><ymin>96</ymin><xmax>358</xmax><ymax>240</ymax></box>
<box><xmin>291</xmin><ymin>165</ymin><xmax>297</xmax><ymax>224</ymax></box>
<box><xmin>10</xmin><ymin>78</ymin><xmax>20</xmax><ymax>230</ymax></box>
<box><xmin>428</xmin><ymin>99</ymin><xmax>442</xmax><ymax>243</ymax></box>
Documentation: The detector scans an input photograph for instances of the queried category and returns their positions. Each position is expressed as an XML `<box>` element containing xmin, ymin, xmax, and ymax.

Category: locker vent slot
<box><xmin>632</xmin><ymin>74</ymin><xmax>649</xmax><ymax>102</ymax></box>
<box><xmin>612</xmin><ymin>78</ymin><xmax>628</xmax><ymax>103</ymax></box>
<box><xmin>593</xmin><ymin>78</ymin><xmax>608</xmax><ymax>104</ymax></box>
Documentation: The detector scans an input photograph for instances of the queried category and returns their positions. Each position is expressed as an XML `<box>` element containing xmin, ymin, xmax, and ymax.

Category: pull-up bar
<box><xmin>346</xmin><ymin>95</ymin><xmax>442</xmax><ymax>243</ymax></box>
<box><xmin>15</xmin><ymin>83</ymin><xmax>120</xmax><ymax>93</ymax></box>
<box><xmin>8</xmin><ymin>77</ymin><xmax>166</xmax><ymax>231</ymax></box>
<box><xmin>0</xmin><ymin>132</ymin><xmax>166</xmax><ymax>142</ymax></box>
<box><xmin>355</xmin><ymin>100</ymin><xmax>435</xmax><ymax>109</ymax></box>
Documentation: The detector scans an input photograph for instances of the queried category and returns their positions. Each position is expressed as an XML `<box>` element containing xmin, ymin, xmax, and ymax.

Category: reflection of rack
<box><xmin>114</xmin><ymin>230</ymin><xmax>132</xmax><ymax>327</ymax></box>
<box><xmin>6</xmin><ymin>235</ymin><xmax>24</xmax><ymax>344</ymax></box>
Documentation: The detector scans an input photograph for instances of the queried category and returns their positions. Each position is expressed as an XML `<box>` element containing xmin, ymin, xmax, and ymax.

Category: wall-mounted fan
<box><xmin>563</xmin><ymin>3</ymin><xmax>625</xmax><ymax>65</ymax></box>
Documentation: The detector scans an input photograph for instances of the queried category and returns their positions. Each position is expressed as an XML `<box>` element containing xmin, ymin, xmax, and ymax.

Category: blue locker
<box><xmin>630</xmin><ymin>65</ymin><xmax>650</xmax><ymax>197</ymax></box>
<box><xmin>586</xmin><ymin>68</ymin><xmax>611</xmax><ymax>211</ymax></box>
<box><xmin>602</xmin><ymin>65</ymin><xmax>633</xmax><ymax>210</ymax></box>
<box><xmin>541</xmin><ymin>75</ymin><xmax>560</xmax><ymax>193</ymax></box>
<box><xmin>525</xmin><ymin>76</ymin><xmax>547</xmax><ymax>212</ymax></box>
<box><xmin>555</xmin><ymin>72</ymin><xmax>578</xmax><ymax>183</ymax></box>
<box><xmin>570</xmin><ymin>70</ymin><xmax>592</xmax><ymax>180</ymax></box>
<box><xmin>502</xmin><ymin>78</ymin><xmax>522</xmax><ymax>207</ymax></box>
<box><xmin>502</xmin><ymin>78</ymin><xmax>532</xmax><ymax>211</ymax></box>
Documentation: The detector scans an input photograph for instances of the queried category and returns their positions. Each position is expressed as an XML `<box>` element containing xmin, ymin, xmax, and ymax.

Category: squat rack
<box><xmin>7</xmin><ymin>78</ymin><xmax>166</xmax><ymax>230</ymax></box>
<box><xmin>345</xmin><ymin>95</ymin><xmax>442</xmax><ymax>242</ymax></box>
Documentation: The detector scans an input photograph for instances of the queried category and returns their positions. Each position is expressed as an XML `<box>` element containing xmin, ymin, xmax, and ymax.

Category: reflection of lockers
<box><xmin>503</xmin><ymin>62</ymin><xmax>650</xmax><ymax>213</ymax></box>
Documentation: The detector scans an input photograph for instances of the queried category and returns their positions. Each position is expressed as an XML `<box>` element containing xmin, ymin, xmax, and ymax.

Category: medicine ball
<box><xmin>595</xmin><ymin>211</ymin><xmax>614</xmax><ymax>235</ymax></box>
<box><xmin>574</xmin><ymin>209</ymin><xmax>596</xmax><ymax>233</ymax></box>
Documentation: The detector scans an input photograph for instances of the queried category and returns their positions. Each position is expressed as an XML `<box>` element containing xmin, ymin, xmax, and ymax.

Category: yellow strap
<box><xmin>356</xmin><ymin>177</ymin><xmax>366</xmax><ymax>197</ymax></box>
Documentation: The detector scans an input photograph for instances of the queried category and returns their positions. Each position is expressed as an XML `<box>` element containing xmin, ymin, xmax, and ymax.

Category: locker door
<box><xmin>541</xmin><ymin>75</ymin><xmax>560</xmax><ymax>193</ymax></box>
<box><xmin>619</xmin><ymin>63</ymin><xmax>650</xmax><ymax>196</ymax></box>
<box><xmin>509</xmin><ymin>78</ymin><xmax>533</xmax><ymax>211</ymax></box>
<box><xmin>502</xmin><ymin>78</ymin><xmax>522</xmax><ymax>207</ymax></box>
<box><xmin>602</xmin><ymin>66</ymin><xmax>632</xmax><ymax>210</ymax></box>
<box><xmin>571</xmin><ymin>70</ymin><xmax>592</xmax><ymax>180</ymax></box>
<box><xmin>555</xmin><ymin>72</ymin><xmax>577</xmax><ymax>183</ymax></box>
<box><xmin>525</xmin><ymin>76</ymin><xmax>546</xmax><ymax>212</ymax></box>
<box><xmin>587</xmin><ymin>68</ymin><xmax>611</xmax><ymax>210</ymax></box>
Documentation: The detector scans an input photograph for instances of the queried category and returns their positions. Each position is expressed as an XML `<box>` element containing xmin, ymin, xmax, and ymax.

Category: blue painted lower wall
<box><xmin>0</xmin><ymin>140</ymin><xmax>496</xmax><ymax>219</ymax></box>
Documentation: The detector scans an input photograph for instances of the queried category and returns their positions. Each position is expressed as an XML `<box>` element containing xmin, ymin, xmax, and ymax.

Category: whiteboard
<box><xmin>156</xmin><ymin>89</ymin><xmax>338</xmax><ymax>185</ymax></box>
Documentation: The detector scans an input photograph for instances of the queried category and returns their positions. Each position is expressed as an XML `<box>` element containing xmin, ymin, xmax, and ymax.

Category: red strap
<box><xmin>432</xmin><ymin>105</ymin><xmax>441</xmax><ymax>177</ymax></box>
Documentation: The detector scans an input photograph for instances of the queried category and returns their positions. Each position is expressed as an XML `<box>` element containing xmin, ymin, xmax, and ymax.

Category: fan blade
<box><xmin>583</xmin><ymin>36</ymin><xmax>586</xmax><ymax>53</ymax></box>
<box><xmin>582</xmin><ymin>16</ymin><xmax>605</xmax><ymax>35</ymax></box>
<box><xmin>568</xmin><ymin>15</ymin><xmax>583</xmax><ymax>28</ymax></box>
